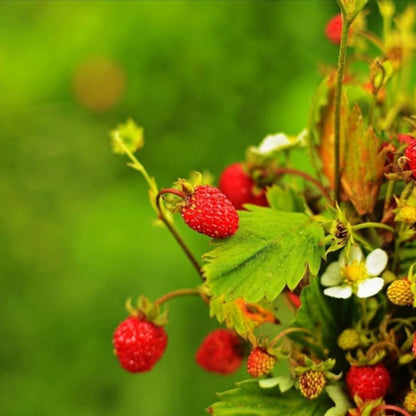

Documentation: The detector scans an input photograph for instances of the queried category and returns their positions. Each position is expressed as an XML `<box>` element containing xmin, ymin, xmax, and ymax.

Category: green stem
<box><xmin>334</xmin><ymin>13</ymin><xmax>350</xmax><ymax>204</ymax></box>
<box><xmin>155</xmin><ymin>288</ymin><xmax>203</xmax><ymax>306</ymax></box>
<box><xmin>114</xmin><ymin>133</ymin><xmax>157</xmax><ymax>193</ymax></box>
<box><xmin>392</xmin><ymin>222</ymin><xmax>405</xmax><ymax>273</ymax></box>
<box><xmin>156</xmin><ymin>191</ymin><xmax>204</xmax><ymax>279</ymax></box>
<box><xmin>352</xmin><ymin>222</ymin><xmax>395</xmax><ymax>233</ymax></box>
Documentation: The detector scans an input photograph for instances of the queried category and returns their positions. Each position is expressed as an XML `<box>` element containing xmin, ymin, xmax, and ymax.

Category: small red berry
<box><xmin>325</xmin><ymin>14</ymin><xmax>343</xmax><ymax>45</ymax></box>
<box><xmin>195</xmin><ymin>329</ymin><xmax>244</xmax><ymax>375</ymax></box>
<box><xmin>219</xmin><ymin>163</ymin><xmax>268</xmax><ymax>210</ymax></box>
<box><xmin>181</xmin><ymin>185</ymin><xmax>239</xmax><ymax>238</ymax></box>
<box><xmin>405</xmin><ymin>140</ymin><xmax>416</xmax><ymax>178</ymax></box>
<box><xmin>412</xmin><ymin>332</ymin><xmax>416</xmax><ymax>358</ymax></box>
<box><xmin>346</xmin><ymin>364</ymin><xmax>390</xmax><ymax>401</ymax></box>
<box><xmin>247</xmin><ymin>347</ymin><xmax>276</xmax><ymax>377</ymax></box>
<box><xmin>113</xmin><ymin>316</ymin><xmax>168</xmax><ymax>373</ymax></box>
<box><xmin>398</xmin><ymin>134</ymin><xmax>415</xmax><ymax>145</ymax></box>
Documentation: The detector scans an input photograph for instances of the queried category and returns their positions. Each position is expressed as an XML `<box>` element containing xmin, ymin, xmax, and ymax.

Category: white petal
<box><xmin>258</xmin><ymin>133</ymin><xmax>291</xmax><ymax>153</ymax></box>
<box><xmin>356</xmin><ymin>278</ymin><xmax>384</xmax><ymax>298</ymax></box>
<box><xmin>321</xmin><ymin>262</ymin><xmax>342</xmax><ymax>286</ymax></box>
<box><xmin>323</xmin><ymin>285</ymin><xmax>352</xmax><ymax>299</ymax></box>
<box><xmin>339</xmin><ymin>245</ymin><xmax>363</xmax><ymax>265</ymax></box>
<box><xmin>365</xmin><ymin>249</ymin><xmax>388</xmax><ymax>276</ymax></box>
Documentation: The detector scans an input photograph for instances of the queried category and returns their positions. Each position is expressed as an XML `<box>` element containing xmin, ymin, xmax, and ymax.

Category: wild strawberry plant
<box><xmin>110</xmin><ymin>1</ymin><xmax>416</xmax><ymax>414</ymax></box>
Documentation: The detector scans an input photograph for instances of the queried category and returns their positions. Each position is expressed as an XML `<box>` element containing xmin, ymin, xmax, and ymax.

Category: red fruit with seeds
<box><xmin>196</xmin><ymin>329</ymin><xmax>244</xmax><ymax>375</ymax></box>
<box><xmin>412</xmin><ymin>332</ymin><xmax>416</xmax><ymax>358</ymax></box>
<box><xmin>247</xmin><ymin>347</ymin><xmax>276</xmax><ymax>377</ymax></box>
<box><xmin>113</xmin><ymin>316</ymin><xmax>168</xmax><ymax>373</ymax></box>
<box><xmin>219</xmin><ymin>163</ymin><xmax>268</xmax><ymax>210</ymax></box>
<box><xmin>346</xmin><ymin>364</ymin><xmax>390</xmax><ymax>400</ymax></box>
<box><xmin>181</xmin><ymin>185</ymin><xmax>239</xmax><ymax>238</ymax></box>
<box><xmin>325</xmin><ymin>14</ymin><xmax>343</xmax><ymax>45</ymax></box>
<box><xmin>405</xmin><ymin>140</ymin><xmax>416</xmax><ymax>178</ymax></box>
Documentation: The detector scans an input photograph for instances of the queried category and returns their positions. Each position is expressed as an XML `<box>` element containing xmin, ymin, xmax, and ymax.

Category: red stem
<box><xmin>157</xmin><ymin>188</ymin><xmax>187</xmax><ymax>200</ymax></box>
<box><xmin>371</xmin><ymin>405</ymin><xmax>411</xmax><ymax>416</ymax></box>
<box><xmin>274</xmin><ymin>167</ymin><xmax>333</xmax><ymax>203</ymax></box>
<box><xmin>156</xmin><ymin>189</ymin><xmax>203</xmax><ymax>278</ymax></box>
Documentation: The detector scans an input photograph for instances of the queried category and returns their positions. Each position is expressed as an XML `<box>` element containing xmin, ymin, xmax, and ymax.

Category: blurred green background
<box><xmin>0</xmin><ymin>1</ymin><xmax>381</xmax><ymax>415</ymax></box>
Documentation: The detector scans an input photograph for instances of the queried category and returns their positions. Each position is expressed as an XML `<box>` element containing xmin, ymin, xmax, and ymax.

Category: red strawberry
<box><xmin>346</xmin><ymin>364</ymin><xmax>390</xmax><ymax>400</ymax></box>
<box><xmin>325</xmin><ymin>14</ymin><xmax>343</xmax><ymax>45</ymax></box>
<box><xmin>113</xmin><ymin>316</ymin><xmax>168</xmax><ymax>373</ymax></box>
<box><xmin>247</xmin><ymin>347</ymin><xmax>276</xmax><ymax>377</ymax></box>
<box><xmin>219</xmin><ymin>163</ymin><xmax>268</xmax><ymax>210</ymax></box>
<box><xmin>405</xmin><ymin>140</ymin><xmax>416</xmax><ymax>178</ymax></box>
<box><xmin>181</xmin><ymin>185</ymin><xmax>239</xmax><ymax>238</ymax></box>
<box><xmin>412</xmin><ymin>332</ymin><xmax>416</xmax><ymax>358</ymax></box>
<box><xmin>196</xmin><ymin>329</ymin><xmax>244</xmax><ymax>375</ymax></box>
<box><xmin>398</xmin><ymin>134</ymin><xmax>415</xmax><ymax>145</ymax></box>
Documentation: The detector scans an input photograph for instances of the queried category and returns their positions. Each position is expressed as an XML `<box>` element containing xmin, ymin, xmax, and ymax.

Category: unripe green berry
<box><xmin>337</xmin><ymin>328</ymin><xmax>360</xmax><ymax>350</ymax></box>
<box><xmin>404</xmin><ymin>391</ymin><xmax>416</xmax><ymax>413</ymax></box>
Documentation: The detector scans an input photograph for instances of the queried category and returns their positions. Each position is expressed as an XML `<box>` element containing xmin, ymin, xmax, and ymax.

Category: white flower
<box><xmin>250</xmin><ymin>129</ymin><xmax>307</xmax><ymax>156</ymax></box>
<box><xmin>321</xmin><ymin>246</ymin><xmax>388</xmax><ymax>299</ymax></box>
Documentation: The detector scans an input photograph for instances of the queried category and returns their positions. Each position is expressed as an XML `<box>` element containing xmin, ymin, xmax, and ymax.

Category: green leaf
<box><xmin>289</xmin><ymin>277</ymin><xmax>353</xmax><ymax>359</ymax></box>
<box><xmin>324</xmin><ymin>384</ymin><xmax>353</xmax><ymax>416</ymax></box>
<box><xmin>210</xmin><ymin>295</ymin><xmax>277</xmax><ymax>343</ymax></box>
<box><xmin>338</xmin><ymin>0</ymin><xmax>369</xmax><ymax>21</ymax></box>
<box><xmin>259</xmin><ymin>376</ymin><xmax>294</xmax><ymax>393</ymax></box>
<box><xmin>111</xmin><ymin>118</ymin><xmax>144</xmax><ymax>154</ymax></box>
<box><xmin>208</xmin><ymin>379</ymin><xmax>332</xmax><ymax>416</ymax></box>
<box><xmin>203</xmin><ymin>207</ymin><xmax>324</xmax><ymax>303</ymax></box>
<box><xmin>266</xmin><ymin>185</ymin><xmax>305</xmax><ymax>212</ymax></box>
<box><xmin>398</xmin><ymin>241</ymin><xmax>416</xmax><ymax>274</ymax></box>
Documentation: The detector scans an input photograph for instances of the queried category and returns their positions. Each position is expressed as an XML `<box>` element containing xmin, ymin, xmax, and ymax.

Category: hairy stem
<box><xmin>334</xmin><ymin>13</ymin><xmax>350</xmax><ymax>203</ymax></box>
<box><xmin>155</xmin><ymin>288</ymin><xmax>203</xmax><ymax>306</ymax></box>
<box><xmin>352</xmin><ymin>222</ymin><xmax>395</xmax><ymax>234</ymax></box>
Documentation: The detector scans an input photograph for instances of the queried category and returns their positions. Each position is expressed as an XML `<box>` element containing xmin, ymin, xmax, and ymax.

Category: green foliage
<box><xmin>266</xmin><ymin>185</ymin><xmax>305</xmax><ymax>212</ymax></box>
<box><xmin>398</xmin><ymin>241</ymin><xmax>416</xmax><ymax>274</ymax></box>
<box><xmin>111</xmin><ymin>119</ymin><xmax>144</xmax><ymax>155</ymax></box>
<box><xmin>338</xmin><ymin>0</ymin><xmax>370</xmax><ymax>21</ymax></box>
<box><xmin>203</xmin><ymin>206</ymin><xmax>324</xmax><ymax>303</ymax></box>
<box><xmin>258</xmin><ymin>376</ymin><xmax>294</xmax><ymax>393</ymax></box>
<box><xmin>290</xmin><ymin>276</ymin><xmax>353</xmax><ymax>359</ymax></box>
<box><xmin>324</xmin><ymin>384</ymin><xmax>353</xmax><ymax>416</ymax></box>
<box><xmin>209</xmin><ymin>379</ymin><xmax>332</xmax><ymax>416</ymax></box>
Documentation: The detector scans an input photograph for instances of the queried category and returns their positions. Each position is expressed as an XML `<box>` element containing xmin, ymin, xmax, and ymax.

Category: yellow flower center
<box><xmin>340</xmin><ymin>261</ymin><xmax>367</xmax><ymax>283</ymax></box>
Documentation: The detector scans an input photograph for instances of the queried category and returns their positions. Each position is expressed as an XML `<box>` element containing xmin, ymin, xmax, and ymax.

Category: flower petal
<box><xmin>323</xmin><ymin>285</ymin><xmax>352</xmax><ymax>299</ymax></box>
<box><xmin>356</xmin><ymin>277</ymin><xmax>384</xmax><ymax>298</ymax></box>
<box><xmin>365</xmin><ymin>249</ymin><xmax>388</xmax><ymax>276</ymax></box>
<box><xmin>339</xmin><ymin>245</ymin><xmax>363</xmax><ymax>265</ymax></box>
<box><xmin>257</xmin><ymin>133</ymin><xmax>291</xmax><ymax>153</ymax></box>
<box><xmin>321</xmin><ymin>262</ymin><xmax>342</xmax><ymax>286</ymax></box>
